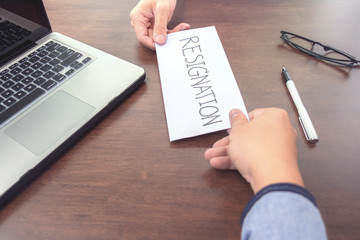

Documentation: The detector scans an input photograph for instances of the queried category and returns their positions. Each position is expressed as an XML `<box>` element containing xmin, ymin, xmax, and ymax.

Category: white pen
<box><xmin>282</xmin><ymin>67</ymin><xmax>319</xmax><ymax>143</ymax></box>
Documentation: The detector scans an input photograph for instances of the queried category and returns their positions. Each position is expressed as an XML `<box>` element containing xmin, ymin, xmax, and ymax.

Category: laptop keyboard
<box><xmin>0</xmin><ymin>40</ymin><xmax>93</xmax><ymax>125</ymax></box>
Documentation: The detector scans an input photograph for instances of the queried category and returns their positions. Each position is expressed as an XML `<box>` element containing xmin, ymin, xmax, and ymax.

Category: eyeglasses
<box><xmin>280</xmin><ymin>30</ymin><xmax>359</xmax><ymax>67</ymax></box>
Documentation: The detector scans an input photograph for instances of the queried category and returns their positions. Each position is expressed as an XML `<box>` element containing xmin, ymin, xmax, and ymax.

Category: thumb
<box><xmin>229</xmin><ymin>109</ymin><xmax>249</xmax><ymax>128</ymax></box>
<box><xmin>153</xmin><ymin>10</ymin><xmax>170</xmax><ymax>45</ymax></box>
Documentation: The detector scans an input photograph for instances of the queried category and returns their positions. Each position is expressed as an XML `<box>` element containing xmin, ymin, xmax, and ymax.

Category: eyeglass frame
<box><xmin>280</xmin><ymin>30</ymin><xmax>359</xmax><ymax>67</ymax></box>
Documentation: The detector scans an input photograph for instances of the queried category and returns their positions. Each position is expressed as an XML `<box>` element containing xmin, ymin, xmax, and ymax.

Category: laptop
<box><xmin>0</xmin><ymin>0</ymin><xmax>145</xmax><ymax>206</ymax></box>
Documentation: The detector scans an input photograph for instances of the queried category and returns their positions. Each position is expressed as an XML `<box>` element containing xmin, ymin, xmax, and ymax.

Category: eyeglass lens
<box><xmin>289</xmin><ymin>36</ymin><xmax>352</xmax><ymax>62</ymax></box>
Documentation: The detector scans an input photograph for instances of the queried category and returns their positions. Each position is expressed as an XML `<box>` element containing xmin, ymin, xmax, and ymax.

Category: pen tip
<box><xmin>282</xmin><ymin>66</ymin><xmax>286</xmax><ymax>71</ymax></box>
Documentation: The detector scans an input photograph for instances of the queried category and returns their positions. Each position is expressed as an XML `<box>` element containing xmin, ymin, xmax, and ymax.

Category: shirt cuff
<box><xmin>240</xmin><ymin>183</ymin><xmax>318</xmax><ymax>226</ymax></box>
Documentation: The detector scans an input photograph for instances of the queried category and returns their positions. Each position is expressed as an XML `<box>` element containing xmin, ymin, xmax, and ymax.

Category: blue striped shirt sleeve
<box><xmin>241</xmin><ymin>183</ymin><xmax>328</xmax><ymax>240</ymax></box>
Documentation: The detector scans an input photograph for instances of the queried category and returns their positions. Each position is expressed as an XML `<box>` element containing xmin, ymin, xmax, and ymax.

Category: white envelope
<box><xmin>156</xmin><ymin>26</ymin><xmax>248</xmax><ymax>141</ymax></box>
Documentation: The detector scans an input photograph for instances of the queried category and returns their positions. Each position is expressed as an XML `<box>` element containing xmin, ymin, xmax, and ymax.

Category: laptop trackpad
<box><xmin>5</xmin><ymin>91</ymin><xmax>95</xmax><ymax>156</ymax></box>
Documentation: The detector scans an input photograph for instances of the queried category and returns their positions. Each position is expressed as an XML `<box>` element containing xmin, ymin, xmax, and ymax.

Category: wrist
<box><xmin>250</xmin><ymin>160</ymin><xmax>304</xmax><ymax>194</ymax></box>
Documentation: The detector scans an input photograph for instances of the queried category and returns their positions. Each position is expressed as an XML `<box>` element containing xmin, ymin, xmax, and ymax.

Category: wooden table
<box><xmin>1</xmin><ymin>0</ymin><xmax>359</xmax><ymax>239</ymax></box>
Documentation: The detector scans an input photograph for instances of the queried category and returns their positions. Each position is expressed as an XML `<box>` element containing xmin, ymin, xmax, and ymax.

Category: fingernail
<box><xmin>155</xmin><ymin>34</ymin><xmax>165</xmax><ymax>44</ymax></box>
<box><xmin>229</xmin><ymin>108</ymin><xmax>241</xmax><ymax>121</ymax></box>
<box><xmin>180</xmin><ymin>24</ymin><xmax>190</xmax><ymax>31</ymax></box>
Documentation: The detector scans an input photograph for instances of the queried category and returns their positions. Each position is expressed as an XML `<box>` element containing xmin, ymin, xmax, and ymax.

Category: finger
<box><xmin>229</xmin><ymin>108</ymin><xmax>249</xmax><ymax>128</ymax></box>
<box><xmin>168</xmin><ymin>23</ymin><xmax>191</xmax><ymax>33</ymax></box>
<box><xmin>204</xmin><ymin>145</ymin><xmax>228</xmax><ymax>160</ymax></box>
<box><xmin>248</xmin><ymin>108</ymin><xmax>266</xmax><ymax>120</ymax></box>
<box><xmin>212</xmin><ymin>135</ymin><xmax>230</xmax><ymax>148</ymax></box>
<box><xmin>140</xmin><ymin>36</ymin><xmax>156</xmax><ymax>50</ymax></box>
<box><xmin>131</xmin><ymin>20</ymin><xmax>156</xmax><ymax>50</ymax></box>
<box><xmin>209</xmin><ymin>156</ymin><xmax>235</xmax><ymax>170</ymax></box>
<box><xmin>153</xmin><ymin>6</ymin><xmax>171</xmax><ymax>45</ymax></box>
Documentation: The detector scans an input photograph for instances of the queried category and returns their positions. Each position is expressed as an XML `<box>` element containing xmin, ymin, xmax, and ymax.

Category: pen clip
<box><xmin>299</xmin><ymin>116</ymin><xmax>319</xmax><ymax>143</ymax></box>
<box><xmin>299</xmin><ymin>116</ymin><xmax>310</xmax><ymax>141</ymax></box>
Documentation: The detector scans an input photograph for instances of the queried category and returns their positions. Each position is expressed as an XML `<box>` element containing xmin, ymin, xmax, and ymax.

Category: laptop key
<box><xmin>70</xmin><ymin>61</ymin><xmax>79</xmax><ymax>68</ymax></box>
<box><xmin>0</xmin><ymin>88</ymin><xmax>45</xmax><ymax>125</ymax></box>
<box><xmin>19</xmin><ymin>62</ymin><xmax>32</xmax><ymax>69</ymax></box>
<box><xmin>53</xmin><ymin>73</ymin><xmax>66</xmax><ymax>82</ymax></box>
<box><xmin>3</xmin><ymin>97</ymin><xmax>16</xmax><ymax>107</ymax></box>
<box><xmin>49</xmin><ymin>59</ymin><xmax>61</xmax><ymax>66</ymax></box>
<box><xmin>41</xmin><ymin>80</ymin><xmax>57</xmax><ymax>90</ymax></box>
<box><xmin>37</xmin><ymin>46</ymin><xmax>46</xmax><ymax>52</ymax></box>
<box><xmin>29</xmin><ymin>56</ymin><xmax>40</xmax><ymax>63</ymax></box>
<box><xmin>22</xmin><ymin>68</ymin><xmax>34</xmax><ymax>75</ymax></box>
<box><xmin>14</xmin><ymin>90</ymin><xmax>26</xmax><ymax>99</ymax></box>
<box><xmin>13</xmin><ymin>74</ymin><xmax>24</xmax><ymax>82</ymax></box>
<box><xmin>40</xmin><ymin>56</ymin><xmax>51</xmax><ymax>63</ymax></box>
<box><xmin>28</xmin><ymin>51</ymin><xmax>37</xmax><ymax>58</ymax></box>
<box><xmin>57</xmin><ymin>46</ymin><xmax>67</xmax><ymax>52</ymax></box>
<box><xmin>52</xmin><ymin>65</ymin><xmax>64</xmax><ymax>72</ymax></box>
<box><xmin>32</xmin><ymin>62</ymin><xmax>43</xmax><ymax>69</ymax></box>
<box><xmin>83</xmin><ymin>57</ymin><xmax>91</xmax><ymax>64</ymax></box>
<box><xmin>46</xmin><ymin>42</ymin><xmax>60</xmax><ymax>52</ymax></box>
<box><xmin>45</xmin><ymin>41</ymin><xmax>54</xmax><ymax>47</ymax></box>
<box><xmin>40</xmin><ymin>64</ymin><xmax>52</xmax><ymax>72</ymax></box>
<box><xmin>74</xmin><ymin>63</ymin><xmax>83</xmax><ymax>69</ymax></box>
<box><xmin>12</xmin><ymin>83</ymin><xmax>24</xmax><ymax>91</ymax></box>
<box><xmin>0</xmin><ymin>69</ymin><xmax>9</xmax><ymax>75</ymax></box>
<box><xmin>65</xmin><ymin>69</ymin><xmax>75</xmax><ymax>76</ymax></box>
<box><xmin>58</xmin><ymin>49</ymin><xmax>75</xmax><ymax>60</ymax></box>
<box><xmin>34</xmin><ymin>77</ymin><xmax>46</xmax><ymax>85</ymax></box>
<box><xmin>48</xmin><ymin>51</ymin><xmax>60</xmax><ymax>58</ymax></box>
<box><xmin>19</xmin><ymin>57</ymin><xmax>28</xmax><ymax>63</ymax></box>
<box><xmin>31</xmin><ymin>70</ymin><xmax>43</xmax><ymax>78</ymax></box>
<box><xmin>3</xmin><ymin>80</ymin><xmax>15</xmax><ymax>89</ymax></box>
<box><xmin>2</xmin><ymin>89</ymin><xmax>14</xmax><ymax>98</ymax></box>
<box><xmin>22</xmin><ymin>76</ymin><xmax>34</xmax><ymax>85</ymax></box>
<box><xmin>61</xmin><ymin>52</ymin><xmax>82</xmax><ymax>67</ymax></box>
<box><xmin>43</xmin><ymin>71</ymin><xmax>55</xmax><ymax>79</ymax></box>
<box><xmin>1</xmin><ymin>74</ymin><xmax>12</xmax><ymax>81</ymax></box>
<box><xmin>10</xmin><ymin>67</ymin><xmax>22</xmax><ymax>75</ymax></box>
<box><xmin>37</xmin><ymin>51</ymin><xmax>48</xmax><ymax>58</ymax></box>
<box><xmin>24</xmin><ymin>84</ymin><xmax>36</xmax><ymax>92</ymax></box>
<box><xmin>9</xmin><ymin>63</ymin><xmax>19</xmax><ymax>69</ymax></box>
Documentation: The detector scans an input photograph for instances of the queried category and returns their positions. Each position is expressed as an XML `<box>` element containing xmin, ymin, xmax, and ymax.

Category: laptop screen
<box><xmin>0</xmin><ymin>0</ymin><xmax>51</xmax><ymax>66</ymax></box>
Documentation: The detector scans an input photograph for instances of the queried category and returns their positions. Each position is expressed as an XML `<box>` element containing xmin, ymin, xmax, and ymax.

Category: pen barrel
<box><xmin>286</xmin><ymin>80</ymin><xmax>319</xmax><ymax>143</ymax></box>
<box><xmin>286</xmin><ymin>80</ymin><xmax>304</xmax><ymax>109</ymax></box>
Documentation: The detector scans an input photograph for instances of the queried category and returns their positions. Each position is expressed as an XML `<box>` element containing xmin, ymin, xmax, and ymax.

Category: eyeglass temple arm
<box><xmin>322</xmin><ymin>45</ymin><xmax>359</xmax><ymax>62</ymax></box>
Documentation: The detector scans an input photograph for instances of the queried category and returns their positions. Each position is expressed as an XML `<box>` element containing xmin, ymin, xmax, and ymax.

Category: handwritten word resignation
<box><xmin>180</xmin><ymin>36</ymin><xmax>223</xmax><ymax>127</ymax></box>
